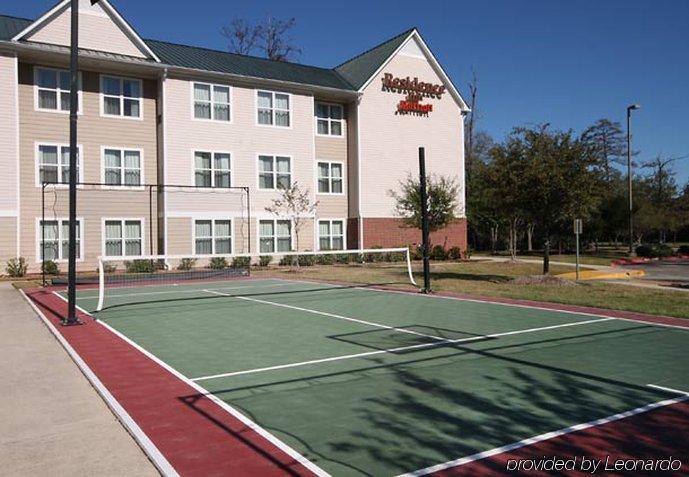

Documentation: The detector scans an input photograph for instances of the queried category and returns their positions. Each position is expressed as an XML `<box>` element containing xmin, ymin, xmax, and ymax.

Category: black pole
<box><xmin>64</xmin><ymin>0</ymin><xmax>81</xmax><ymax>325</ymax></box>
<box><xmin>419</xmin><ymin>147</ymin><xmax>431</xmax><ymax>293</ymax></box>
<box><xmin>41</xmin><ymin>183</ymin><xmax>46</xmax><ymax>287</ymax></box>
<box><xmin>627</xmin><ymin>108</ymin><xmax>634</xmax><ymax>256</ymax></box>
<box><xmin>246</xmin><ymin>187</ymin><xmax>251</xmax><ymax>254</ymax></box>
<box><xmin>148</xmin><ymin>185</ymin><xmax>154</xmax><ymax>255</ymax></box>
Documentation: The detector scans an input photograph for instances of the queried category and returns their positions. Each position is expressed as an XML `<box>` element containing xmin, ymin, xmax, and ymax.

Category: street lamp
<box><xmin>626</xmin><ymin>104</ymin><xmax>640</xmax><ymax>256</ymax></box>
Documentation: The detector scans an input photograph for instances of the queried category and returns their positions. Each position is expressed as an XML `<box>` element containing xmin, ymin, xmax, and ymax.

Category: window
<box><xmin>35</xmin><ymin>67</ymin><xmax>80</xmax><ymax>112</ymax></box>
<box><xmin>315</xmin><ymin>103</ymin><xmax>343</xmax><ymax>136</ymax></box>
<box><xmin>104</xmin><ymin>148</ymin><xmax>142</xmax><ymax>186</ymax></box>
<box><xmin>257</xmin><ymin>91</ymin><xmax>290</xmax><ymax>127</ymax></box>
<box><xmin>39</xmin><ymin>219</ymin><xmax>81</xmax><ymax>261</ymax></box>
<box><xmin>259</xmin><ymin>219</ymin><xmax>291</xmax><ymax>253</ymax></box>
<box><xmin>194</xmin><ymin>219</ymin><xmax>232</xmax><ymax>255</ymax></box>
<box><xmin>104</xmin><ymin>220</ymin><xmax>142</xmax><ymax>257</ymax></box>
<box><xmin>318</xmin><ymin>220</ymin><xmax>344</xmax><ymax>251</ymax></box>
<box><xmin>102</xmin><ymin>76</ymin><xmax>142</xmax><ymax>118</ymax></box>
<box><xmin>258</xmin><ymin>155</ymin><xmax>291</xmax><ymax>189</ymax></box>
<box><xmin>317</xmin><ymin>162</ymin><xmax>343</xmax><ymax>194</ymax></box>
<box><xmin>194</xmin><ymin>152</ymin><xmax>231</xmax><ymax>188</ymax></box>
<box><xmin>37</xmin><ymin>144</ymin><xmax>80</xmax><ymax>185</ymax></box>
<box><xmin>193</xmin><ymin>83</ymin><xmax>231</xmax><ymax>121</ymax></box>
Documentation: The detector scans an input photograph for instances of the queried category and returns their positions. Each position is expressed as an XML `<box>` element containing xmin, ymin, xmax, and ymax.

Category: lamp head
<box><xmin>627</xmin><ymin>104</ymin><xmax>641</xmax><ymax>111</ymax></box>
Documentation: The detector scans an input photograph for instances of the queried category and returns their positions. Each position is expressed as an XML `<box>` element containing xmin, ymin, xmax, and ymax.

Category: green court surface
<box><xmin>71</xmin><ymin>279</ymin><xmax>689</xmax><ymax>476</ymax></box>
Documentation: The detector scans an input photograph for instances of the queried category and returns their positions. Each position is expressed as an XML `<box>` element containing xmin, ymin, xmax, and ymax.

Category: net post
<box><xmin>405</xmin><ymin>248</ymin><xmax>418</xmax><ymax>287</ymax></box>
<box><xmin>96</xmin><ymin>256</ymin><xmax>105</xmax><ymax>312</ymax></box>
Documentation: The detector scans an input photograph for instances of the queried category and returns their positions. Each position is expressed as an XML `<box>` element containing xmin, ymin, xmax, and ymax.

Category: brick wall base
<box><xmin>348</xmin><ymin>217</ymin><xmax>468</xmax><ymax>251</ymax></box>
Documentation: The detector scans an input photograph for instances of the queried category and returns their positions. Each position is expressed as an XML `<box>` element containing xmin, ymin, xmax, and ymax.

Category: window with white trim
<box><xmin>259</xmin><ymin>219</ymin><xmax>291</xmax><ymax>253</ymax></box>
<box><xmin>39</xmin><ymin>219</ymin><xmax>81</xmax><ymax>261</ymax></box>
<box><xmin>258</xmin><ymin>155</ymin><xmax>291</xmax><ymax>189</ymax></box>
<box><xmin>104</xmin><ymin>220</ymin><xmax>142</xmax><ymax>257</ymax></box>
<box><xmin>193</xmin><ymin>83</ymin><xmax>231</xmax><ymax>121</ymax></box>
<box><xmin>104</xmin><ymin>148</ymin><xmax>142</xmax><ymax>186</ymax></box>
<box><xmin>38</xmin><ymin>144</ymin><xmax>79</xmax><ymax>185</ymax></box>
<box><xmin>102</xmin><ymin>76</ymin><xmax>142</xmax><ymax>118</ymax></box>
<box><xmin>194</xmin><ymin>152</ymin><xmax>231</xmax><ymax>188</ymax></box>
<box><xmin>36</xmin><ymin>67</ymin><xmax>80</xmax><ymax>112</ymax></box>
<box><xmin>317</xmin><ymin>162</ymin><xmax>343</xmax><ymax>194</ymax></box>
<box><xmin>194</xmin><ymin>219</ymin><xmax>232</xmax><ymax>255</ymax></box>
<box><xmin>318</xmin><ymin>220</ymin><xmax>344</xmax><ymax>251</ymax></box>
<box><xmin>315</xmin><ymin>103</ymin><xmax>343</xmax><ymax>136</ymax></box>
<box><xmin>257</xmin><ymin>91</ymin><xmax>290</xmax><ymax>127</ymax></box>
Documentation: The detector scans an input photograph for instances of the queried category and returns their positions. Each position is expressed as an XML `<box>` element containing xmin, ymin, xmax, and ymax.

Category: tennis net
<box><xmin>95</xmin><ymin>247</ymin><xmax>417</xmax><ymax>311</ymax></box>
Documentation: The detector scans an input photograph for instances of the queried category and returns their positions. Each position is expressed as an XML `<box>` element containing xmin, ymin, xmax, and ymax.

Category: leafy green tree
<box><xmin>389</xmin><ymin>175</ymin><xmax>460</xmax><ymax>233</ymax></box>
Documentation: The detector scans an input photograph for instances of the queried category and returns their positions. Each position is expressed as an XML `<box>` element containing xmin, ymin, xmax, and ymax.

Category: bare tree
<box><xmin>265</xmin><ymin>182</ymin><xmax>318</xmax><ymax>267</ymax></box>
<box><xmin>259</xmin><ymin>16</ymin><xmax>301</xmax><ymax>61</ymax></box>
<box><xmin>221</xmin><ymin>18</ymin><xmax>261</xmax><ymax>55</ymax></box>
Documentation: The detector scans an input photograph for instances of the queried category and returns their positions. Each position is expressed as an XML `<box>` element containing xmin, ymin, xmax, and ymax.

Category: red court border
<box><xmin>23</xmin><ymin>282</ymin><xmax>689</xmax><ymax>476</ymax></box>
<box><xmin>25</xmin><ymin>287</ymin><xmax>319</xmax><ymax>477</ymax></box>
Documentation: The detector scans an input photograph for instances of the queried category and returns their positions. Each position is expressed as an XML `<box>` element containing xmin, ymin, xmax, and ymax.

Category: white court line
<box><xmin>23</xmin><ymin>291</ymin><xmax>179</xmax><ymax>477</ymax></box>
<box><xmin>203</xmin><ymin>289</ymin><xmax>450</xmax><ymax>342</ymax></box>
<box><xmin>49</xmin><ymin>292</ymin><xmax>329</xmax><ymax>477</ymax></box>
<box><xmin>647</xmin><ymin>384</ymin><xmax>689</xmax><ymax>395</ymax></box>
<box><xmin>191</xmin><ymin>316</ymin><xmax>615</xmax><ymax>382</ymax></box>
<box><xmin>76</xmin><ymin>280</ymin><xmax>294</xmax><ymax>301</ymax></box>
<box><xmin>269</xmin><ymin>277</ymin><xmax>689</xmax><ymax>331</ymax></box>
<box><xmin>396</xmin><ymin>394</ymin><xmax>689</xmax><ymax>477</ymax></box>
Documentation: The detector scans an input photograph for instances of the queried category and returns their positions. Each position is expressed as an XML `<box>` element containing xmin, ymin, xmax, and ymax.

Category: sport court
<box><xmin>67</xmin><ymin>277</ymin><xmax>689</xmax><ymax>476</ymax></box>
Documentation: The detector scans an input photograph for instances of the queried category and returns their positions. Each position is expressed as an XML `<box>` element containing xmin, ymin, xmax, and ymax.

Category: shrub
<box><xmin>429</xmin><ymin>245</ymin><xmax>448</xmax><ymax>261</ymax></box>
<box><xmin>41</xmin><ymin>260</ymin><xmax>60</xmax><ymax>275</ymax></box>
<box><xmin>678</xmin><ymin>245</ymin><xmax>689</xmax><ymax>255</ymax></box>
<box><xmin>334</xmin><ymin>253</ymin><xmax>350</xmax><ymax>264</ymax></box>
<box><xmin>231</xmin><ymin>256</ymin><xmax>251</xmax><ymax>268</ymax></box>
<box><xmin>635</xmin><ymin>244</ymin><xmax>654</xmax><ymax>258</ymax></box>
<box><xmin>655</xmin><ymin>243</ymin><xmax>674</xmax><ymax>258</ymax></box>
<box><xmin>102</xmin><ymin>262</ymin><xmax>117</xmax><ymax>273</ymax></box>
<box><xmin>636</xmin><ymin>243</ymin><xmax>675</xmax><ymax>258</ymax></box>
<box><xmin>315</xmin><ymin>254</ymin><xmax>334</xmax><ymax>265</ymax></box>
<box><xmin>259</xmin><ymin>255</ymin><xmax>272</xmax><ymax>267</ymax></box>
<box><xmin>125</xmin><ymin>259</ymin><xmax>155</xmax><ymax>274</ymax></box>
<box><xmin>177</xmin><ymin>258</ymin><xmax>196</xmax><ymax>271</ymax></box>
<box><xmin>6</xmin><ymin>257</ymin><xmax>28</xmax><ymax>278</ymax></box>
<box><xmin>387</xmin><ymin>251</ymin><xmax>405</xmax><ymax>262</ymax></box>
<box><xmin>209</xmin><ymin>257</ymin><xmax>228</xmax><ymax>269</ymax></box>
<box><xmin>408</xmin><ymin>244</ymin><xmax>422</xmax><ymax>261</ymax></box>
<box><xmin>447</xmin><ymin>247</ymin><xmax>463</xmax><ymax>260</ymax></box>
<box><xmin>298</xmin><ymin>254</ymin><xmax>316</xmax><ymax>267</ymax></box>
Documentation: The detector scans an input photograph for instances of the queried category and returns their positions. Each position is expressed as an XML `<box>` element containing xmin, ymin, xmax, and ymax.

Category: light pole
<box><xmin>626</xmin><ymin>104</ymin><xmax>640</xmax><ymax>256</ymax></box>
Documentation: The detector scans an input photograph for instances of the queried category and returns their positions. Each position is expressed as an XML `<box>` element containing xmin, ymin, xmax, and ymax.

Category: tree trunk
<box><xmin>526</xmin><ymin>223</ymin><xmax>534</xmax><ymax>252</ymax></box>
<box><xmin>543</xmin><ymin>238</ymin><xmax>551</xmax><ymax>275</ymax></box>
<box><xmin>490</xmin><ymin>225</ymin><xmax>499</xmax><ymax>254</ymax></box>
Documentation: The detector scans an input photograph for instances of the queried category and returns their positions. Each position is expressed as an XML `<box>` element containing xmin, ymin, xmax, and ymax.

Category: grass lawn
<box><xmin>254</xmin><ymin>260</ymin><xmax>689</xmax><ymax>319</ymax></box>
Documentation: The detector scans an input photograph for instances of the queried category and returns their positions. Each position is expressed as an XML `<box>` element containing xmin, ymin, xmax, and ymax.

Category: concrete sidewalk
<box><xmin>0</xmin><ymin>283</ymin><xmax>158</xmax><ymax>476</ymax></box>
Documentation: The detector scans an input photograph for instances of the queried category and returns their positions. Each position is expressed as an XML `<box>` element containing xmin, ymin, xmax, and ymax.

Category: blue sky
<box><xmin>7</xmin><ymin>0</ymin><xmax>689</xmax><ymax>186</ymax></box>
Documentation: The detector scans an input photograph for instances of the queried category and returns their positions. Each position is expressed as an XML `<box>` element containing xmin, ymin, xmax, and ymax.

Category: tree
<box><xmin>580</xmin><ymin>119</ymin><xmax>628</xmax><ymax>181</ymax></box>
<box><xmin>265</xmin><ymin>182</ymin><xmax>318</xmax><ymax>266</ymax></box>
<box><xmin>221</xmin><ymin>16</ymin><xmax>301</xmax><ymax>61</ymax></box>
<box><xmin>389</xmin><ymin>174</ymin><xmax>460</xmax><ymax>234</ymax></box>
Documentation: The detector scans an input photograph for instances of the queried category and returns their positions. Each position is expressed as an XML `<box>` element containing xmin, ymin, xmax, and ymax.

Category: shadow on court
<box><xmin>176</xmin><ymin>323</ymin><xmax>685</xmax><ymax>475</ymax></box>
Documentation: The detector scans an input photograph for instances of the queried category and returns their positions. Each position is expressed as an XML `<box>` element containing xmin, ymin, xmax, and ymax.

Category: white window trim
<box><xmin>191</xmin><ymin>150</ymin><xmax>233</xmax><ymax>188</ymax></box>
<box><xmin>316</xmin><ymin>218</ymin><xmax>346</xmax><ymax>251</ymax></box>
<box><xmin>255</xmin><ymin>89</ymin><xmax>293</xmax><ymax>129</ymax></box>
<box><xmin>256</xmin><ymin>154</ymin><xmax>292</xmax><ymax>191</ymax></box>
<box><xmin>257</xmin><ymin>218</ymin><xmax>294</xmax><ymax>254</ymax></box>
<box><xmin>191</xmin><ymin>218</ymin><xmax>234</xmax><ymax>256</ymax></box>
<box><xmin>35</xmin><ymin>217</ymin><xmax>85</xmax><ymax>264</ymax></box>
<box><xmin>99</xmin><ymin>74</ymin><xmax>144</xmax><ymax>121</ymax></box>
<box><xmin>316</xmin><ymin>160</ymin><xmax>345</xmax><ymax>196</ymax></box>
<box><xmin>101</xmin><ymin>217</ymin><xmax>146</xmax><ymax>258</ymax></box>
<box><xmin>190</xmin><ymin>81</ymin><xmax>233</xmax><ymax>123</ymax></box>
<box><xmin>315</xmin><ymin>102</ymin><xmax>344</xmax><ymax>138</ymax></box>
<box><xmin>35</xmin><ymin>142</ymin><xmax>84</xmax><ymax>188</ymax></box>
<box><xmin>100</xmin><ymin>146</ymin><xmax>145</xmax><ymax>189</ymax></box>
<box><xmin>33</xmin><ymin>66</ymin><xmax>83</xmax><ymax>115</ymax></box>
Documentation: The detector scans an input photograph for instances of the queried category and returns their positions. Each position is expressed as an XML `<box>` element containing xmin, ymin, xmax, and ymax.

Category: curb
<box><xmin>557</xmin><ymin>270</ymin><xmax>645</xmax><ymax>281</ymax></box>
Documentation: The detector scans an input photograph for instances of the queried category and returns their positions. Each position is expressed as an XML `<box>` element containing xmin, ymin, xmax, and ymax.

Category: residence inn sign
<box><xmin>381</xmin><ymin>73</ymin><xmax>446</xmax><ymax>116</ymax></box>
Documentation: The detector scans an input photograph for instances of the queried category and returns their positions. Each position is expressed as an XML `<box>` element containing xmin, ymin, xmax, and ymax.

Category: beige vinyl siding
<box><xmin>26</xmin><ymin>0</ymin><xmax>148</xmax><ymax>59</ymax></box>
<box><xmin>314</xmin><ymin>107</ymin><xmax>349</xmax><ymax>222</ymax></box>
<box><xmin>0</xmin><ymin>218</ymin><xmax>18</xmax><ymax>266</ymax></box>
<box><xmin>346</xmin><ymin>101</ymin><xmax>360</xmax><ymax>220</ymax></box>
<box><xmin>358</xmin><ymin>39</ymin><xmax>465</xmax><ymax>219</ymax></box>
<box><xmin>0</xmin><ymin>54</ymin><xmax>19</xmax><ymax>216</ymax></box>
<box><xmin>18</xmin><ymin>63</ymin><xmax>158</xmax><ymax>270</ymax></box>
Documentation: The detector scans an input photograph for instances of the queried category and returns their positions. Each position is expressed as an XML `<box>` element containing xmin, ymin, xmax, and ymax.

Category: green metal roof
<box><xmin>145</xmin><ymin>39</ymin><xmax>354</xmax><ymax>90</ymax></box>
<box><xmin>334</xmin><ymin>28</ymin><xmax>415</xmax><ymax>90</ymax></box>
<box><xmin>0</xmin><ymin>14</ymin><xmax>32</xmax><ymax>40</ymax></box>
<box><xmin>0</xmin><ymin>13</ymin><xmax>417</xmax><ymax>92</ymax></box>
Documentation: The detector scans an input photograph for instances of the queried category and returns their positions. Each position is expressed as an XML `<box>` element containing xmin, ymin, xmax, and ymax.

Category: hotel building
<box><xmin>0</xmin><ymin>0</ymin><xmax>469</xmax><ymax>271</ymax></box>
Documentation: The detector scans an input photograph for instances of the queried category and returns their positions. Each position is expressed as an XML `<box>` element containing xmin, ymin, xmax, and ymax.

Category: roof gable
<box><xmin>12</xmin><ymin>0</ymin><xmax>159</xmax><ymax>61</ymax></box>
<box><xmin>0</xmin><ymin>14</ymin><xmax>32</xmax><ymax>41</ymax></box>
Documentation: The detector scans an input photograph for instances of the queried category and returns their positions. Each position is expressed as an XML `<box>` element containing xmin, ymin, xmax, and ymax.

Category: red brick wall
<box><xmin>349</xmin><ymin>217</ymin><xmax>467</xmax><ymax>251</ymax></box>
